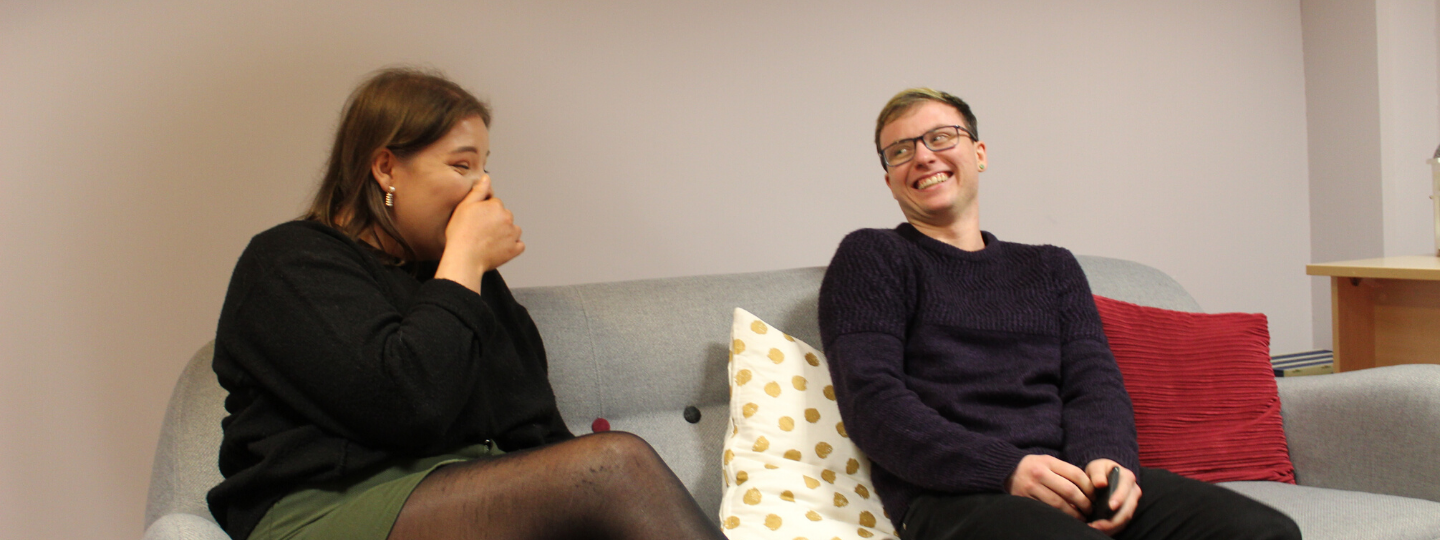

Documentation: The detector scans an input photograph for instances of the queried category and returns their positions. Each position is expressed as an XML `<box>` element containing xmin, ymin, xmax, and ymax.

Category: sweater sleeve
<box><xmin>216</xmin><ymin>225</ymin><xmax>502</xmax><ymax>451</ymax></box>
<box><xmin>1050</xmin><ymin>249</ymin><xmax>1141</xmax><ymax>472</ymax></box>
<box><xmin>819</xmin><ymin>231</ymin><xmax>1029</xmax><ymax>493</ymax></box>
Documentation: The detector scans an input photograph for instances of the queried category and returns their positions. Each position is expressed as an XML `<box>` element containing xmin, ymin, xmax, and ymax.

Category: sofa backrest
<box><xmin>146</xmin><ymin>256</ymin><xmax>1200</xmax><ymax>529</ymax></box>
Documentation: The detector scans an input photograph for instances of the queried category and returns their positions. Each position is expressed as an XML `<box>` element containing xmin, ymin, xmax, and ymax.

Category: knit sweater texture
<box><xmin>818</xmin><ymin>224</ymin><xmax>1139</xmax><ymax>528</ymax></box>
<box><xmin>208</xmin><ymin>221</ymin><xmax>572</xmax><ymax>540</ymax></box>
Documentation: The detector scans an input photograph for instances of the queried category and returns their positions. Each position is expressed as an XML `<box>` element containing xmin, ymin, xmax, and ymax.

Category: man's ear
<box><xmin>371</xmin><ymin>148</ymin><xmax>397</xmax><ymax>190</ymax></box>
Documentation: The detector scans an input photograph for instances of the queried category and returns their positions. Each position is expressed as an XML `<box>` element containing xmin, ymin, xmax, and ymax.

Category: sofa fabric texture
<box><xmin>145</xmin><ymin>257</ymin><xmax>1440</xmax><ymax>540</ymax></box>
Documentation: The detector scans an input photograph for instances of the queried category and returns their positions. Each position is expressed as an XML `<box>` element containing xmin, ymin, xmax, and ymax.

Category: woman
<box><xmin>208</xmin><ymin>68</ymin><xmax>725</xmax><ymax>540</ymax></box>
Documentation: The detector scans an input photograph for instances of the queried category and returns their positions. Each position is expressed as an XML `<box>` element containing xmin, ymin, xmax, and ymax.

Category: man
<box><xmin>817</xmin><ymin>88</ymin><xmax>1300</xmax><ymax>539</ymax></box>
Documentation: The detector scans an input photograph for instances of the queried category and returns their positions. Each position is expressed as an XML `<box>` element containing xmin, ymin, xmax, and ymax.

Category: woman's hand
<box><xmin>435</xmin><ymin>174</ymin><xmax>524</xmax><ymax>293</ymax></box>
<box><xmin>1004</xmin><ymin>454</ymin><xmax>1093</xmax><ymax>520</ymax></box>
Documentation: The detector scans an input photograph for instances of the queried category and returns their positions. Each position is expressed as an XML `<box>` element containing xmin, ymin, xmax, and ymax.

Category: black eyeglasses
<box><xmin>878</xmin><ymin>125</ymin><xmax>974</xmax><ymax>168</ymax></box>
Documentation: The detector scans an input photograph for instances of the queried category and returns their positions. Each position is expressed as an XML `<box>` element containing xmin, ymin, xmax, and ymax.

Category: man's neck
<box><xmin>908</xmin><ymin>211</ymin><xmax>984</xmax><ymax>251</ymax></box>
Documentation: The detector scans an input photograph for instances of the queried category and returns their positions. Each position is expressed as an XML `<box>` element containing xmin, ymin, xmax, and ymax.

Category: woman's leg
<box><xmin>387</xmin><ymin>431</ymin><xmax>726</xmax><ymax>540</ymax></box>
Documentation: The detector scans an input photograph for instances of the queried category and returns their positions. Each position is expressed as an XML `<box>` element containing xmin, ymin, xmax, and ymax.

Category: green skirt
<box><xmin>248</xmin><ymin>441</ymin><xmax>504</xmax><ymax>540</ymax></box>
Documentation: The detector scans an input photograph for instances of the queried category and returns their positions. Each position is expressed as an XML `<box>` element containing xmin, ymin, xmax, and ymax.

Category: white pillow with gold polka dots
<box><xmin>719</xmin><ymin>308</ymin><xmax>897</xmax><ymax>540</ymax></box>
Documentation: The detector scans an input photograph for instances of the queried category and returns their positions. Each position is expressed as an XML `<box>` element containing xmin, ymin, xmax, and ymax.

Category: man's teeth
<box><xmin>917</xmin><ymin>173</ymin><xmax>948</xmax><ymax>189</ymax></box>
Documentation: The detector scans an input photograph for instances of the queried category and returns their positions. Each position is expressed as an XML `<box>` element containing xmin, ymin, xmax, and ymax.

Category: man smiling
<box><xmin>817</xmin><ymin>88</ymin><xmax>1300</xmax><ymax>540</ymax></box>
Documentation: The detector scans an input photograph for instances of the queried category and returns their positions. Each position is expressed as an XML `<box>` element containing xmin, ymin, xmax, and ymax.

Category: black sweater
<box><xmin>818</xmin><ymin>225</ymin><xmax>1138</xmax><ymax>527</ymax></box>
<box><xmin>207</xmin><ymin>221</ymin><xmax>572</xmax><ymax>540</ymax></box>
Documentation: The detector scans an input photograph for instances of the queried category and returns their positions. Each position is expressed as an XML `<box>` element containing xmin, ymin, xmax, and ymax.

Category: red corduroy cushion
<box><xmin>1093</xmin><ymin>295</ymin><xmax>1295</xmax><ymax>484</ymax></box>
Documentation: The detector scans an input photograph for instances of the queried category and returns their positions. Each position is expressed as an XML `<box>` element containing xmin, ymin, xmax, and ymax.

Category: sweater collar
<box><xmin>895</xmin><ymin>223</ymin><xmax>1002</xmax><ymax>261</ymax></box>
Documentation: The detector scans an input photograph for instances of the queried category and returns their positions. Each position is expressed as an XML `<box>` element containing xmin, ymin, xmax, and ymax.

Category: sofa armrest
<box><xmin>141</xmin><ymin>513</ymin><xmax>230</xmax><ymax>540</ymax></box>
<box><xmin>1276</xmin><ymin>364</ymin><xmax>1440</xmax><ymax>502</ymax></box>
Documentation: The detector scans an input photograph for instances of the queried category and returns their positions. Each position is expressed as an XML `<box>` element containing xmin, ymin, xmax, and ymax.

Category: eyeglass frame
<box><xmin>877</xmin><ymin>124</ymin><xmax>975</xmax><ymax>169</ymax></box>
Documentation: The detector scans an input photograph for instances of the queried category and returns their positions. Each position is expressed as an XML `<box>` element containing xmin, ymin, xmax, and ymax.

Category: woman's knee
<box><xmin>571</xmin><ymin>431</ymin><xmax>668</xmax><ymax>477</ymax></box>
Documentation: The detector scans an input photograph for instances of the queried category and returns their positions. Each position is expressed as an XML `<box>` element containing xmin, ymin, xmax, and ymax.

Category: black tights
<box><xmin>388</xmin><ymin>432</ymin><xmax>726</xmax><ymax>540</ymax></box>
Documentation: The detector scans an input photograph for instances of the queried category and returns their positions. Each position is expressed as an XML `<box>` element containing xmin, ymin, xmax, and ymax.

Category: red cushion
<box><xmin>1093</xmin><ymin>295</ymin><xmax>1295</xmax><ymax>484</ymax></box>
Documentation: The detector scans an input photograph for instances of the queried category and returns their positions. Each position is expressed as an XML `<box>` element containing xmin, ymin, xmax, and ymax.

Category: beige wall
<box><xmin>2</xmin><ymin>2</ymin><xmax>1317</xmax><ymax>538</ymax></box>
<box><xmin>1302</xmin><ymin>0</ymin><xmax>1440</xmax><ymax>349</ymax></box>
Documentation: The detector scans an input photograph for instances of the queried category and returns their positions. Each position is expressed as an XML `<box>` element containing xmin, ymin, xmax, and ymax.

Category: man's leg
<box><xmin>1116</xmin><ymin>468</ymin><xmax>1300</xmax><ymax>540</ymax></box>
<box><xmin>902</xmin><ymin>492</ymin><xmax>1110</xmax><ymax>540</ymax></box>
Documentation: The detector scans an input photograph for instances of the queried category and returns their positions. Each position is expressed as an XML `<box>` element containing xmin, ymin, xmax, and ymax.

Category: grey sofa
<box><xmin>145</xmin><ymin>257</ymin><xmax>1440</xmax><ymax>540</ymax></box>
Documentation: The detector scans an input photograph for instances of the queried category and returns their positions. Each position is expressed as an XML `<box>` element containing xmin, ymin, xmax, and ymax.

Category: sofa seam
<box><xmin>575</xmin><ymin>287</ymin><xmax>605</xmax><ymax>421</ymax></box>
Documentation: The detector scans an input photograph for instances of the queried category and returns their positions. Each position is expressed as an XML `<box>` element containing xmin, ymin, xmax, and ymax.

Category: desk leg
<box><xmin>1332</xmin><ymin>276</ymin><xmax>1376</xmax><ymax>372</ymax></box>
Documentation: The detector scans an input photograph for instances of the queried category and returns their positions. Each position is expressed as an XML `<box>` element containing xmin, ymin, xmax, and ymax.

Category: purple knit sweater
<box><xmin>818</xmin><ymin>224</ymin><xmax>1139</xmax><ymax>528</ymax></box>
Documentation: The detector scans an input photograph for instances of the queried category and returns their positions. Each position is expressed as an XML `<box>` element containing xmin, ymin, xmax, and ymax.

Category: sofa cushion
<box><xmin>719</xmin><ymin>308</ymin><xmax>897</xmax><ymax>540</ymax></box>
<box><xmin>1094</xmin><ymin>295</ymin><xmax>1295</xmax><ymax>483</ymax></box>
<box><xmin>1220</xmin><ymin>481</ymin><xmax>1440</xmax><ymax>540</ymax></box>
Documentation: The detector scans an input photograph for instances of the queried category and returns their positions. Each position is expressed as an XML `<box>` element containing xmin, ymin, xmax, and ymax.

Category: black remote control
<box><xmin>1090</xmin><ymin>466</ymin><xmax>1121</xmax><ymax>522</ymax></box>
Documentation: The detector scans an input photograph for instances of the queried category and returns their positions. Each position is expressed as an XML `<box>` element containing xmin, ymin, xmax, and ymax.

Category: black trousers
<box><xmin>901</xmin><ymin>468</ymin><xmax>1301</xmax><ymax>540</ymax></box>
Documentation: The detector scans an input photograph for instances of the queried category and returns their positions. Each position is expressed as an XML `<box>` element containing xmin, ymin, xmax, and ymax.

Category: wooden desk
<box><xmin>1307</xmin><ymin>256</ymin><xmax>1440</xmax><ymax>371</ymax></box>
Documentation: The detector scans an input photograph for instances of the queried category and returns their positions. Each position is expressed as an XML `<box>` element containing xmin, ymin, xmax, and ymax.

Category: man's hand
<box><xmin>1004</xmin><ymin>454</ymin><xmax>1093</xmax><ymax>520</ymax></box>
<box><xmin>1085</xmin><ymin>459</ymin><xmax>1140</xmax><ymax>536</ymax></box>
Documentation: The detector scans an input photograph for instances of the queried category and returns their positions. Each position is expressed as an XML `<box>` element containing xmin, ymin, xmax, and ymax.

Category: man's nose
<box><xmin>911</xmin><ymin>143</ymin><xmax>940</xmax><ymax>167</ymax></box>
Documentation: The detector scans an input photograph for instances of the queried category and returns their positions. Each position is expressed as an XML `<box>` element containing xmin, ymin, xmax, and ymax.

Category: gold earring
<box><xmin>384</xmin><ymin>186</ymin><xmax>395</xmax><ymax>207</ymax></box>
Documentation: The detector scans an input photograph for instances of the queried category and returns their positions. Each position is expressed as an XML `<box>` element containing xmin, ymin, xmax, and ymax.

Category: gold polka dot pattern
<box><xmin>765</xmin><ymin>382</ymin><xmax>783</xmax><ymax>397</ymax></box>
<box><xmin>720</xmin><ymin>308</ymin><xmax>898</xmax><ymax>540</ymax></box>
<box><xmin>816</xmin><ymin>442</ymin><xmax>833</xmax><ymax>458</ymax></box>
<box><xmin>745</xmin><ymin>488</ymin><xmax>763</xmax><ymax>505</ymax></box>
<box><xmin>859</xmin><ymin>512</ymin><xmax>876</xmax><ymax>527</ymax></box>
<box><xmin>765</xmin><ymin>514</ymin><xmax>783</xmax><ymax>530</ymax></box>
